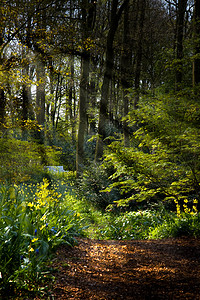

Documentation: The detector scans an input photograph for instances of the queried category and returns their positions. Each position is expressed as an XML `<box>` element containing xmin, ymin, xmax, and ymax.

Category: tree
<box><xmin>121</xmin><ymin>0</ymin><xmax>132</xmax><ymax>146</ymax></box>
<box><xmin>193</xmin><ymin>0</ymin><xmax>200</xmax><ymax>85</ymax></box>
<box><xmin>134</xmin><ymin>0</ymin><xmax>146</xmax><ymax>108</ymax></box>
<box><xmin>175</xmin><ymin>0</ymin><xmax>188</xmax><ymax>89</ymax></box>
<box><xmin>76</xmin><ymin>0</ymin><xmax>96</xmax><ymax>177</ymax></box>
<box><xmin>95</xmin><ymin>0</ymin><xmax>128</xmax><ymax>160</ymax></box>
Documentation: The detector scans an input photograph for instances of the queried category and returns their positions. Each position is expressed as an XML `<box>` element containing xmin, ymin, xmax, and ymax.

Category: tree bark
<box><xmin>0</xmin><ymin>30</ymin><xmax>6</xmax><ymax>133</ymax></box>
<box><xmin>76</xmin><ymin>0</ymin><xmax>96</xmax><ymax>177</ymax></box>
<box><xmin>175</xmin><ymin>0</ymin><xmax>187</xmax><ymax>89</ymax></box>
<box><xmin>134</xmin><ymin>0</ymin><xmax>146</xmax><ymax>109</ymax></box>
<box><xmin>36</xmin><ymin>57</ymin><xmax>46</xmax><ymax>126</ymax></box>
<box><xmin>76</xmin><ymin>54</ymin><xmax>90</xmax><ymax>177</ymax></box>
<box><xmin>121</xmin><ymin>0</ymin><xmax>131</xmax><ymax>147</ymax></box>
<box><xmin>193</xmin><ymin>0</ymin><xmax>200</xmax><ymax>86</ymax></box>
<box><xmin>95</xmin><ymin>0</ymin><xmax>128</xmax><ymax>160</ymax></box>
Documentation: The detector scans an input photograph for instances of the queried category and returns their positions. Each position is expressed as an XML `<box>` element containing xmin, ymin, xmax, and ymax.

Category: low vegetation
<box><xmin>1</xmin><ymin>166</ymin><xmax>199</xmax><ymax>298</ymax></box>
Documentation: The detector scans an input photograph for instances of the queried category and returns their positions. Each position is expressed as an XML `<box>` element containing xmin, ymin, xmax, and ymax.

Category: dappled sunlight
<box><xmin>49</xmin><ymin>238</ymin><xmax>200</xmax><ymax>299</ymax></box>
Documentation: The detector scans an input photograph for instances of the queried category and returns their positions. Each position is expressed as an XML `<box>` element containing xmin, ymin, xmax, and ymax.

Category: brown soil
<box><xmin>49</xmin><ymin>237</ymin><xmax>200</xmax><ymax>299</ymax></box>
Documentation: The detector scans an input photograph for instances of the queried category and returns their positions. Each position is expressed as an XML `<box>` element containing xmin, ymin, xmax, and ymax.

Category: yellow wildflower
<box><xmin>29</xmin><ymin>247</ymin><xmax>34</xmax><ymax>252</ymax></box>
<box><xmin>40</xmin><ymin>215</ymin><xmax>46</xmax><ymax>221</ymax></box>
<box><xmin>176</xmin><ymin>204</ymin><xmax>181</xmax><ymax>218</ymax></box>
<box><xmin>193</xmin><ymin>205</ymin><xmax>198</xmax><ymax>213</ymax></box>
<box><xmin>31</xmin><ymin>238</ymin><xmax>38</xmax><ymax>243</ymax></box>
<box><xmin>40</xmin><ymin>224</ymin><xmax>46</xmax><ymax>231</ymax></box>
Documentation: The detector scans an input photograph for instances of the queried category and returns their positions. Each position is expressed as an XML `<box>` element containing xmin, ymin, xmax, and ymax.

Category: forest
<box><xmin>1</xmin><ymin>0</ymin><xmax>200</xmax><ymax>297</ymax></box>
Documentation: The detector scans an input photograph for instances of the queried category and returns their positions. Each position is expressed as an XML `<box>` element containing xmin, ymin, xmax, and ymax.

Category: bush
<box><xmin>0</xmin><ymin>137</ymin><xmax>61</xmax><ymax>184</ymax></box>
<box><xmin>97</xmin><ymin>209</ymin><xmax>163</xmax><ymax>240</ymax></box>
<box><xmin>75</xmin><ymin>162</ymin><xmax>120</xmax><ymax>210</ymax></box>
<box><xmin>149</xmin><ymin>212</ymin><xmax>200</xmax><ymax>239</ymax></box>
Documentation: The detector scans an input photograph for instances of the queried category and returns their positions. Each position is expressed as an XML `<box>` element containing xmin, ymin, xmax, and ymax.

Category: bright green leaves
<box><xmin>102</xmin><ymin>91</ymin><xmax>200</xmax><ymax>208</ymax></box>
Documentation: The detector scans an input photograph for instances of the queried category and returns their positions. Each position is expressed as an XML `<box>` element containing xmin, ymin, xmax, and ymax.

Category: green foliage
<box><xmin>96</xmin><ymin>210</ymin><xmax>162</xmax><ymax>240</ymax></box>
<box><xmin>63</xmin><ymin>190</ymin><xmax>200</xmax><ymax>241</ymax></box>
<box><xmin>0</xmin><ymin>179</ymin><xmax>83</xmax><ymax>297</ymax></box>
<box><xmin>149</xmin><ymin>212</ymin><xmax>200</xmax><ymax>239</ymax></box>
<box><xmin>102</xmin><ymin>90</ymin><xmax>200</xmax><ymax>208</ymax></box>
<box><xmin>74</xmin><ymin>162</ymin><xmax>120</xmax><ymax>210</ymax></box>
<box><xmin>0</xmin><ymin>136</ymin><xmax>62</xmax><ymax>184</ymax></box>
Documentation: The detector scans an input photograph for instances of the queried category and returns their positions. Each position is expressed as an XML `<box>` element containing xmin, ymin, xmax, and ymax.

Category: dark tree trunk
<box><xmin>193</xmin><ymin>0</ymin><xmax>200</xmax><ymax>86</ymax></box>
<box><xmin>121</xmin><ymin>0</ymin><xmax>132</xmax><ymax>147</ymax></box>
<box><xmin>176</xmin><ymin>0</ymin><xmax>187</xmax><ymax>89</ymax></box>
<box><xmin>76</xmin><ymin>0</ymin><xmax>96</xmax><ymax>177</ymax></box>
<box><xmin>134</xmin><ymin>0</ymin><xmax>146</xmax><ymax>109</ymax></box>
<box><xmin>36</xmin><ymin>58</ymin><xmax>45</xmax><ymax>126</ymax></box>
<box><xmin>0</xmin><ymin>31</ymin><xmax>6</xmax><ymax>133</ymax></box>
<box><xmin>0</xmin><ymin>88</ymin><xmax>6</xmax><ymax>132</ymax></box>
<box><xmin>95</xmin><ymin>0</ymin><xmax>128</xmax><ymax>160</ymax></box>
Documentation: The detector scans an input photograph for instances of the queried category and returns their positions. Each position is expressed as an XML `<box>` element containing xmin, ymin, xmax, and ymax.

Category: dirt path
<box><xmin>49</xmin><ymin>238</ymin><xmax>200</xmax><ymax>299</ymax></box>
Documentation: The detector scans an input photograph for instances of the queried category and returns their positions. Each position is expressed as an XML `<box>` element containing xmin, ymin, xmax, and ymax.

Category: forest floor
<box><xmin>45</xmin><ymin>237</ymin><xmax>200</xmax><ymax>299</ymax></box>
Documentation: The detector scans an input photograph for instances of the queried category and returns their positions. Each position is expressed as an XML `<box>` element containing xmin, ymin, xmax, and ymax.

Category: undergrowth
<box><xmin>1</xmin><ymin>171</ymin><xmax>200</xmax><ymax>298</ymax></box>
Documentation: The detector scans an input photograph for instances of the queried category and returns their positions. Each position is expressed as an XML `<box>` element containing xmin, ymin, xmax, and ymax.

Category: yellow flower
<box><xmin>29</xmin><ymin>247</ymin><xmax>34</xmax><ymax>252</ymax></box>
<box><xmin>27</xmin><ymin>202</ymin><xmax>34</xmax><ymax>207</ymax></box>
<box><xmin>193</xmin><ymin>199</ymin><xmax>198</xmax><ymax>204</ymax></box>
<box><xmin>35</xmin><ymin>204</ymin><xmax>41</xmax><ymax>210</ymax></box>
<box><xmin>31</xmin><ymin>238</ymin><xmax>38</xmax><ymax>243</ymax></box>
<box><xmin>193</xmin><ymin>205</ymin><xmax>198</xmax><ymax>213</ymax></box>
<box><xmin>40</xmin><ymin>224</ymin><xmax>46</xmax><ymax>231</ymax></box>
<box><xmin>176</xmin><ymin>204</ymin><xmax>181</xmax><ymax>217</ymax></box>
<box><xmin>40</xmin><ymin>215</ymin><xmax>46</xmax><ymax>221</ymax></box>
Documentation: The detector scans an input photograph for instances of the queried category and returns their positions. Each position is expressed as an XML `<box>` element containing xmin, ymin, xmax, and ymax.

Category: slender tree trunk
<box><xmin>0</xmin><ymin>88</ymin><xmax>6</xmax><ymax>132</ymax></box>
<box><xmin>88</xmin><ymin>69</ymin><xmax>97</xmax><ymax>135</ymax></box>
<box><xmin>121</xmin><ymin>0</ymin><xmax>131</xmax><ymax>147</ymax></box>
<box><xmin>36</xmin><ymin>57</ymin><xmax>46</xmax><ymax>126</ymax></box>
<box><xmin>76</xmin><ymin>0</ymin><xmax>96</xmax><ymax>177</ymax></box>
<box><xmin>193</xmin><ymin>0</ymin><xmax>200</xmax><ymax>86</ymax></box>
<box><xmin>51</xmin><ymin>73</ymin><xmax>60</xmax><ymax>127</ymax></box>
<box><xmin>69</xmin><ymin>54</ymin><xmax>76</xmax><ymax>142</ymax></box>
<box><xmin>0</xmin><ymin>31</ymin><xmax>6</xmax><ymax>133</ymax></box>
<box><xmin>134</xmin><ymin>0</ymin><xmax>146</xmax><ymax>109</ymax></box>
<box><xmin>176</xmin><ymin>0</ymin><xmax>187</xmax><ymax>89</ymax></box>
<box><xmin>46</xmin><ymin>58</ymin><xmax>53</xmax><ymax>123</ymax></box>
<box><xmin>56</xmin><ymin>77</ymin><xmax>64</xmax><ymax>128</ymax></box>
<box><xmin>95</xmin><ymin>0</ymin><xmax>128</xmax><ymax>160</ymax></box>
<box><xmin>22</xmin><ymin>52</ymin><xmax>30</xmax><ymax>123</ymax></box>
<box><xmin>76</xmin><ymin>54</ymin><xmax>90</xmax><ymax>177</ymax></box>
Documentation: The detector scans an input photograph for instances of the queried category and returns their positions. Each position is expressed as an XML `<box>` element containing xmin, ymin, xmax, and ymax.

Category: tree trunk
<box><xmin>95</xmin><ymin>0</ymin><xmax>128</xmax><ymax>160</ymax></box>
<box><xmin>176</xmin><ymin>0</ymin><xmax>187</xmax><ymax>89</ymax></box>
<box><xmin>0</xmin><ymin>88</ymin><xmax>6</xmax><ymax>133</ymax></box>
<box><xmin>36</xmin><ymin>57</ymin><xmax>46</xmax><ymax>126</ymax></box>
<box><xmin>134</xmin><ymin>0</ymin><xmax>146</xmax><ymax>109</ymax></box>
<box><xmin>0</xmin><ymin>31</ymin><xmax>6</xmax><ymax>133</ymax></box>
<box><xmin>68</xmin><ymin>55</ymin><xmax>76</xmax><ymax>143</ymax></box>
<box><xmin>121</xmin><ymin>0</ymin><xmax>131</xmax><ymax>147</ymax></box>
<box><xmin>193</xmin><ymin>0</ymin><xmax>200</xmax><ymax>86</ymax></box>
<box><xmin>76</xmin><ymin>0</ymin><xmax>96</xmax><ymax>177</ymax></box>
<box><xmin>76</xmin><ymin>54</ymin><xmax>90</xmax><ymax>177</ymax></box>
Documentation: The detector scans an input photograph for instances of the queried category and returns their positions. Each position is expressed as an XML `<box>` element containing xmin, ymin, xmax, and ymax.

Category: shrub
<box><xmin>97</xmin><ymin>210</ymin><xmax>163</xmax><ymax>240</ymax></box>
<box><xmin>75</xmin><ymin>162</ymin><xmax>120</xmax><ymax>210</ymax></box>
